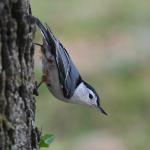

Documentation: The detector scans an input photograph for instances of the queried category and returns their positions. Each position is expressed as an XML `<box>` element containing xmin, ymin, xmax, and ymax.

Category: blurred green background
<box><xmin>31</xmin><ymin>0</ymin><xmax>150</xmax><ymax>150</ymax></box>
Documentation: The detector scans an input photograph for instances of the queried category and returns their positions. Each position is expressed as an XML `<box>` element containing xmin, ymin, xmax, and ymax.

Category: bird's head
<box><xmin>71</xmin><ymin>82</ymin><xmax>107</xmax><ymax>115</ymax></box>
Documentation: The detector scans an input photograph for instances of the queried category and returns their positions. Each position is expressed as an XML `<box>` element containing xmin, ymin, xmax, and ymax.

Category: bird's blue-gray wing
<box><xmin>35</xmin><ymin>17</ymin><xmax>81</xmax><ymax>98</ymax></box>
<box><xmin>54</xmin><ymin>41</ymin><xmax>81</xmax><ymax>98</ymax></box>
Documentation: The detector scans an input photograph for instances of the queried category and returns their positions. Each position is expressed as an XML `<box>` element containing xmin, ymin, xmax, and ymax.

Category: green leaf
<box><xmin>39</xmin><ymin>134</ymin><xmax>55</xmax><ymax>148</ymax></box>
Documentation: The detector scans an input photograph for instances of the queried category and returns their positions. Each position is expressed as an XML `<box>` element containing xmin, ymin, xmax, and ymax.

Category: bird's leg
<box><xmin>33</xmin><ymin>80</ymin><xmax>43</xmax><ymax>96</ymax></box>
<box><xmin>33</xmin><ymin>42</ymin><xmax>44</xmax><ymax>53</ymax></box>
<box><xmin>33</xmin><ymin>73</ymin><xmax>49</xmax><ymax>96</ymax></box>
<box><xmin>33</xmin><ymin>42</ymin><xmax>43</xmax><ymax>47</ymax></box>
<box><xmin>36</xmin><ymin>80</ymin><xmax>44</xmax><ymax>89</ymax></box>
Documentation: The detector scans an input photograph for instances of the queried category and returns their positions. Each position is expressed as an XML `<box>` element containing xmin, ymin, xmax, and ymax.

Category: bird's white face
<box><xmin>71</xmin><ymin>82</ymin><xmax>98</xmax><ymax>108</ymax></box>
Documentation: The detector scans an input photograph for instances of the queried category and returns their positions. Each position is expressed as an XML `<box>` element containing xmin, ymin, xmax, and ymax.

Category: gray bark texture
<box><xmin>0</xmin><ymin>0</ymin><xmax>39</xmax><ymax>149</ymax></box>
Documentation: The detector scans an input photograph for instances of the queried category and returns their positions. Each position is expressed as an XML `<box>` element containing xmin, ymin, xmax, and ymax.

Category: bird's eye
<box><xmin>89</xmin><ymin>93</ymin><xmax>93</xmax><ymax>99</ymax></box>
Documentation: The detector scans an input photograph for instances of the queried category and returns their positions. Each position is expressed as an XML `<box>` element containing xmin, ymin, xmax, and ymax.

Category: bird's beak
<box><xmin>98</xmin><ymin>106</ymin><xmax>108</xmax><ymax>115</ymax></box>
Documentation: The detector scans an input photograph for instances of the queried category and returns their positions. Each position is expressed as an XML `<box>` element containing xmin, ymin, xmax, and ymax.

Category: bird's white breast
<box><xmin>42</xmin><ymin>55</ymin><xmax>67</xmax><ymax>101</ymax></box>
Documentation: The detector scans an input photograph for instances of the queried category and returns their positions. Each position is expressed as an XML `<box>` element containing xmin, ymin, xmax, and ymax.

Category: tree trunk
<box><xmin>0</xmin><ymin>0</ymin><xmax>39</xmax><ymax>149</ymax></box>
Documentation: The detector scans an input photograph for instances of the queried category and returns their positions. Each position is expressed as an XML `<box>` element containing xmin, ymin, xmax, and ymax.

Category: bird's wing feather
<box><xmin>55</xmin><ymin>42</ymin><xmax>81</xmax><ymax>98</ymax></box>
<box><xmin>35</xmin><ymin>17</ymin><xmax>81</xmax><ymax>98</ymax></box>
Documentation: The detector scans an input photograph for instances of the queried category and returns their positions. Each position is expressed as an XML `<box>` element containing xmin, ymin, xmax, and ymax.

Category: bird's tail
<box><xmin>34</xmin><ymin>17</ymin><xmax>50</xmax><ymax>43</ymax></box>
<box><xmin>34</xmin><ymin>17</ymin><xmax>56</xmax><ymax>55</ymax></box>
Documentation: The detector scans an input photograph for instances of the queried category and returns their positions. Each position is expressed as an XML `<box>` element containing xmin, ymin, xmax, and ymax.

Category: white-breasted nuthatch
<box><xmin>34</xmin><ymin>17</ymin><xmax>107</xmax><ymax>115</ymax></box>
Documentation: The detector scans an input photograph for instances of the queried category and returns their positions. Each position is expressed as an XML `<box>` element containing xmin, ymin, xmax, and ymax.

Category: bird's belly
<box><xmin>42</xmin><ymin>57</ymin><xmax>68</xmax><ymax>102</ymax></box>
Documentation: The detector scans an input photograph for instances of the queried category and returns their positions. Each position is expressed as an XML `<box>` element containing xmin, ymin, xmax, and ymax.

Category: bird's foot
<box><xmin>33</xmin><ymin>81</ymin><xmax>43</xmax><ymax>96</ymax></box>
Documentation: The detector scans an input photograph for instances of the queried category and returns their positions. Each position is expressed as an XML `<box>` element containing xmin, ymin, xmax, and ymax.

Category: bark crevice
<box><xmin>0</xmin><ymin>0</ymin><xmax>39</xmax><ymax>149</ymax></box>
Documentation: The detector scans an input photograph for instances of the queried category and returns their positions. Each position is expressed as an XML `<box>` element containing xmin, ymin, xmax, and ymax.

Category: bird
<box><xmin>34</xmin><ymin>17</ymin><xmax>107</xmax><ymax>115</ymax></box>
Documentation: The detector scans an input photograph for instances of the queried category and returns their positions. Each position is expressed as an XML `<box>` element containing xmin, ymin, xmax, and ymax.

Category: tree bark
<box><xmin>0</xmin><ymin>0</ymin><xmax>39</xmax><ymax>149</ymax></box>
